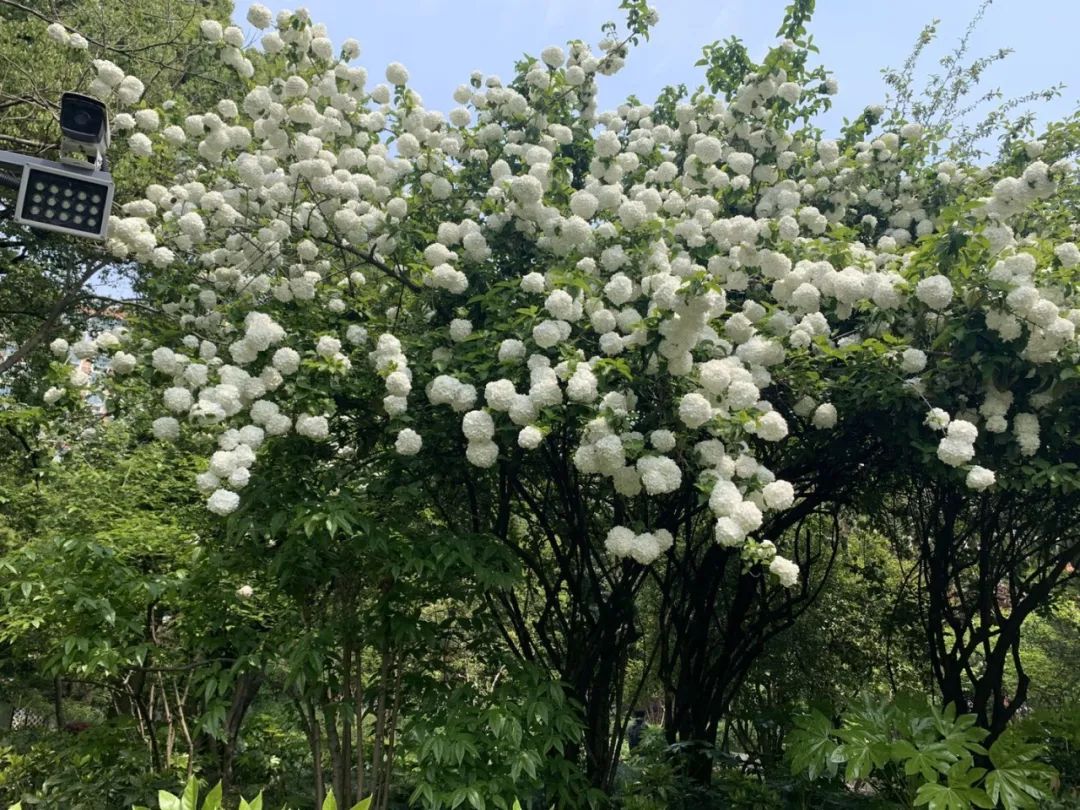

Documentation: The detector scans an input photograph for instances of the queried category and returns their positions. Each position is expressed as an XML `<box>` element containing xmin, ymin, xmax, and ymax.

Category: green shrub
<box><xmin>787</xmin><ymin>695</ymin><xmax>1057</xmax><ymax>809</ymax></box>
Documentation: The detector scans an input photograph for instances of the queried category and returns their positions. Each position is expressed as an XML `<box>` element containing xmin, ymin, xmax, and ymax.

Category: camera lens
<box><xmin>60</xmin><ymin>94</ymin><xmax>107</xmax><ymax>142</ymax></box>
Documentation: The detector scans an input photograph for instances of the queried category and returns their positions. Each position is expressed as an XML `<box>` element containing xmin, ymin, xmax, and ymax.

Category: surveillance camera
<box><xmin>59</xmin><ymin>92</ymin><xmax>110</xmax><ymax>166</ymax></box>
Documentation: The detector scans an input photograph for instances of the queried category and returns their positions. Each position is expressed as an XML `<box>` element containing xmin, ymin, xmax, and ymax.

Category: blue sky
<box><xmin>232</xmin><ymin>0</ymin><xmax>1078</xmax><ymax>135</ymax></box>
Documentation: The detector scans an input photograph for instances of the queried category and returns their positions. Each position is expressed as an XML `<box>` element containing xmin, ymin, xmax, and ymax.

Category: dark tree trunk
<box><xmin>220</xmin><ymin>671</ymin><xmax>262</xmax><ymax>795</ymax></box>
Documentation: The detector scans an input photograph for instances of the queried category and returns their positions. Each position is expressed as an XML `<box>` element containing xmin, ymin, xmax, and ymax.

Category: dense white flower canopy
<box><xmin>45</xmin><ymin>5</ymin><xmax>1080</xmax><ymax>590</ymax></box>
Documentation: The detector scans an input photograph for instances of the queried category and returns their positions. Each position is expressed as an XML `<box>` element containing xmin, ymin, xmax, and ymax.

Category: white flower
<box><xmin>732</xmin><ymin>500</ymin><xmax>763</xmax><ymax>532</ymax></box>
<box><xmin>110</xmin><ymin>351</ymin><xmax>137</xmax><ymax>374</ymax></box>
<box><xmin>395</xmin><ymin>428</ymin><xmax>422</xmax><ymax>455</ymax></box>
<box><xmin>117</xmin><ymin>75</ymin><xmax>145</xmax><ymax>104</ymax></box>
<box><xmin>245</xmin><ymin>312</ymin><xmax>285</xmax><ymax>350</ymax></box>
<box><xmin>566</xmin><ymin>366</ymin><xmax>598</xmax><ymax>403</ymax></box>
<box><xmin>72</xmin><ymin>338</ymin><xmax>97</xmax><ymax>359</ymax></box>
<box><xmin>1054</xmin><ymin>242</ymin><xmax>1080</xmax><ymax>269</ymax></box>
<box><xmin>207</xmin><ymin>488</ymin><xmax>240</xmax><ymax>516</ymax></box>
<box><xmin>151</xmin><ymin>416</ymin><xmax>180</xmax><ymax>441</ymax></box>
<box><xmin>541</xmin><ymin>45</ymin><xmax>565</xmax><ymax>68</ymax></box>
<box><xmin>236</xmin><ymin>584</ymin><xmax>254</xmax><ymax>600</ymax></box>
<box><xmin>162</xmin><ymin>125</ymin><xmax>185</xmax><ymax>145</ymax></box>
<box><xmin>755</xmin><ymin>411</ymin><xmax>788</xmax><ymax>442</ymax></box>
<box><xmin>463</xmin><ymin>409</ymin><xmax>495</xmax><ymax>441</ymax></box>
<box><xmin>498</xmin><ymin>339</ymin><xmax>526</xmax><ymax>363</ymax></box>
<box><xmin>811</xmin><ymin>403</ymin><xmax>837</xmax><ymax>429</ymax></box>
<box><xmin>678</xmin><ymin>393</ymin><xmax>713</xmax><ymax>429</ymax></box>
<box><xmin>246</xmin><ymin>3</ymin><xmax>272</xmax><ymax>28</ymax></box>
<box><xmin>316</xmin><ymin>335</ymin><xmax>342</xmax><ymax>359</ymax></box>
<box><xmin>694</xmin><ymin>136</ymin><xmax>723</xmax><ymax>164</ymax></box>
<box><xmin>134</xmin><ymin>109</ymin><xmax>160</xmax><ymax>131</ymax></box>
<box><xmin>199</xmin><ymin>19</ymin><xmax>223</xmax><ymax>42</ymax></box>
<box><xmin>164</xmin><ymin>387</ymin><xmax>193</xmax><ymax>413</ymax></box>
<box><xmin>769</xmin><ymin>555</ymin><xmax>800</xmax><ymax>588</ymax></box>
<box><xmin>901</xmin><ymin>348</ymin><xmax>927</xmax><ymax>374</ymax></box>
<box><xmin>650</xmin><ymin>430</ymin><xmax>676</xmax><ymax>452</ymax></box>
<box><xmin>966</xmin><ymin>466</ymin><xmax>996</xmax><ymax>491</ymax></box>
<box><xmin>229</xmin><ymin>468</ymin><xmax>251</xmax><ymax>489</ymax></box>
<box><xmin>466</xmin><ymin>439</ymin><xmax>498</xmax><ymax>468</ymax></box>
<box><xmin>915</xmin><ymin>275</ymin><xmax>954</xmax><ymax>310</ymax></box>
<box><xmin>521</xmin><ymin>272</ymin><xmax>546</xmax><ymax>293</ymax></box>
<box><xmin>532</xmin><ymin>320</ymin><xmax>563</xmax><ymax>348</ymax></box>
<box><xmin>43</xmin><ymin>386</ymin><xmax>63</xmax><ymax>404</ymax></box>
<box><xmin>714</xmin><ymin>517</ymin><xmax>745</xmax><ymax>547</ymax></box>
<box><xmin>762</xmin><ymin>480</ymin><xmax>795</xmax><ymax>510</ymax></box>
<box><xmin>636</xmin><ymin>455</ymin><xmax>682</xmax><ymax>495</ymax></box>
<box><xmin>46</xmin><ymin>22</ymin><xmax>69</xmax><ymax>44</ymax></box>
<box><xmin>605</xmin><ymin>526</ymin><xmax>636</xmax><ymax>557</ymax></box>
<box><xmin>386</xmin><ymin>62</ymin><xmax>409</xmax><ymax>85</ymax></box>
<box><xmin>93</xmin><ymin>59</ymin><xmax>124</xmax><ymax>87</ymax></box>
<box><xmin>483</xmin><ymin>378</ymin><xmax>516</xmax><ymax>408</ymax></box>
<box><xmin>726</xmin><ymin>151</ymin><xmax>755</xmax><ymax>176</ymax></box>
<box><xmin>545</xmin><ymin>289</ymin><xmax>575</xmax><ymax>320</ymax></box>
<box><xmin>296</xmin><ymin>414</ymin><xmax>329</xmax><ymax>440</ymax></box>
<box><xmin>937</xmin><ymin>437</ymin><xmax>975</xmax><ymax>467</ymax></box>
<box><xmin>50</xmin><ymin>338</ymin><xmax>69</xmax><ymax>357</ymax></box>
<box><xmin>449</xmin><ymin>319</ymin><xmax>473</xmax><ymax>342</ymax></box>
<box><xmin>518</xmin><ymin>425</ymin><xmax>543</xmax><ymax>449</ymax></box>
<box><xmin>273</xmin><ymin>347</ymin><xmax>301</xmax><ymax>375</ymax></box>
<box><xmin>709</xmin><ymin>480</ymin><xmax>742</xmax><ymax>516</ymax></box>
<box><xmin>385</xmin><ymin>371</ymin><xmax>411</xmax><ymax>397</ymax></box>
<box><xmin>946</xmin><ymin>419</ymin><xmax>978</xmax><ymax>444</ymax></box>
<box><xmin>925</xmin><ymin>408</ymin><xmax>950</xmax><ymax>430</ymax></box>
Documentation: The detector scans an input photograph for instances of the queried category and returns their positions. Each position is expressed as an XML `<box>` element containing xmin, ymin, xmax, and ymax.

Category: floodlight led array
<box><xmin>14</xmin><ymin>163</ymin><xmax>113</xmax><ymax>240</ymax></box>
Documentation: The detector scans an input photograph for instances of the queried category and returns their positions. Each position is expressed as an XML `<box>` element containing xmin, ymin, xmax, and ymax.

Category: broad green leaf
<box><xmin>349</xmin><ymin>798</ymin><xmax>372</xmax><ymax>810</ymax></box>
<box><xmin>158</xmin><ymin>792</ymin><xmax>182</xmax><ymax>810</ymax></box>
<box><xmin>897</xmin><ymin>740</ymin><xmax>958</xmax><ymax>782</ymax></box>
<box><xmin>915</xmin><ymin>781</ymin><xmax>993</xmax><ymax>810</ymax></box>
<box><xmin>787</xmin><ymin>709</ymin><xmax>838</xmax><ymax>780</ymax></box>
<box><xmin>985</xmin><ymin>733</ymin><xmax>1056</xmax><ymax>809</ymax></box>
<box><xmin>203</xmin><ymin>782</ymin><xmax>223</xmax><ymax>810</ymax></box>
<box><xmin>322</xmin><ymin>792</ymin><xmax>338</xmax><ymax>810</ymax></box>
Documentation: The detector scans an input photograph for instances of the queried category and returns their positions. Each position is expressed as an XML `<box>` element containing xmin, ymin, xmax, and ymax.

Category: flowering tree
<box><xmin>33</xmin><ymin>0</ymin><xmax>1080</xmax><ymax>794</ymax></box>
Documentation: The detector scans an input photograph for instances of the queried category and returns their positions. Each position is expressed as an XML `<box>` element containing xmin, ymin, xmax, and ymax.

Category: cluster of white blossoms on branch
<box><xmin>42</xmin><ymin>7</ymin><xmax>1080</xmax><ymax>590</ymax></box>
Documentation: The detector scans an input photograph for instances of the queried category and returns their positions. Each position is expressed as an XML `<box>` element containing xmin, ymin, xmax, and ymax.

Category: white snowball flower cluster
<box><xmin>965</xmin><ymin>466</ymin><xmax>996</xmax><ymax>491</ymax></box>
<box><xmin>395</xmin><ymin>428</ymin><xmax>423</xmax><ymax>455</ymax></box>
<box><xmin>604</xmin><ymin>526</ymin><xmax>674</xmax><ymax>564</ymax></box>
<box><xmin>936</xmin><ymin>420</ymin><xmax>977</xmax><ymax>467</ymax></box>
<box><xmin>769</xmin><ymin>555</ymin><xmax>800</xmax><ymax>588</ymax></box>
<box><xmin>55</xmin><ymin>5</ymin><xmax>1076</xmax><ymax>595</ymax></box>
<box><xmin>296</xmin><ymin>413</ymin><xmax>330</xmax><ymax>440</ymax></box>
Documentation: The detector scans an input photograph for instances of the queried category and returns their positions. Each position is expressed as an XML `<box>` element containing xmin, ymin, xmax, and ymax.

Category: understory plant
<box><xmin>788</xmin><ymin>695</ymin><xmax>1056</xmax><ymax>809</ymax></box>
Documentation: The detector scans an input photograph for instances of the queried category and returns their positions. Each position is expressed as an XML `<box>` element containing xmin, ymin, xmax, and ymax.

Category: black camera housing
<box><xmin>59</xmin><ymin>93</ymin><xmax>110</xmax><ymax>150</ymax></box>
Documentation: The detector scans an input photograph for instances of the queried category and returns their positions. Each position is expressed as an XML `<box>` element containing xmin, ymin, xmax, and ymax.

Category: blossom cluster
<box><xmin>43</xmin><ymin>7</ymin><xmax>1080</xmax><ymax>590</ymax></box>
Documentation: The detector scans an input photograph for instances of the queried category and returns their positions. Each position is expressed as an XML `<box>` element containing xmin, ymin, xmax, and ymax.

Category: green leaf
<box><xmin>787</xmin><ymin>709</ymin><xmax>838</xmax><ymax>780</ymax></box>
<box><xmin>349</xmin><ymin>798</ymin><xmax>372</xmax><ymax>810</ymax></box>
<box><xmin>985</xmin><ymin>733</ymin><xmax>1056</xmax><ymax>809</ymax></box>
<box><xmin>322</xmin><ymin>792</ymin><xmax>338</xmax><ymax>810</ymax></box>
<box><xmin>915</xmin><ymin>781</ymin><xmax>993</xmax><ymax>810</ymax></box>
<box><xmin>897</xmin><ymin>739</ymin><xmax>958</xmax><ymax>782</ymax></box>
<box><xmin>158</xmin><ymin>791</ymin><xmax>181</xmax><ymax>810</ymax></box>
<box><xmin>202</xmin><ymin>782</ymin><xmax>223</xmax><ymax>810</ymax></box>
<box><xmin>181</xmin><ymin>777</ymin><xmax>199</xmax><ymax>810</ymax></box>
